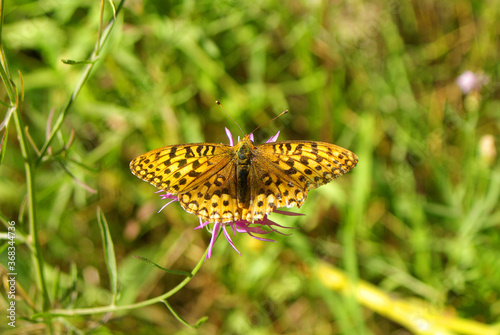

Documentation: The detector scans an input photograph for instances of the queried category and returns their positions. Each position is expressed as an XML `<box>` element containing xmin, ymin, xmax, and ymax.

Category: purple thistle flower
<box><xmin>157</xmin><ymin>128</ymin><xmax>301</xmax><ymax>259</ymax></box>
<box><xmin>456</xmin><ymin>71</ymin><xmax>489</xmax><ymax>94</ymax></box>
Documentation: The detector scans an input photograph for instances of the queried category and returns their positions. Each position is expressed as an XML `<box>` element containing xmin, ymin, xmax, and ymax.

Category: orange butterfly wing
<box><xmin>130</xmin><ymin>137</ymin><xmax>358</xmax><ymax>223</ymax></box>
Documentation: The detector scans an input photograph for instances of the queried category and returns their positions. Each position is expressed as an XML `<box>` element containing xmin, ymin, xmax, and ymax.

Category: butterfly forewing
<box><xmin>260</xmin><ymin>140</ymin><xmax>358</xmax><ymax>186</ymax></box>
<box><xmin>129</xmin><ymin>143</ymin><xmax>234</xmax><ymax>194</ymax></box>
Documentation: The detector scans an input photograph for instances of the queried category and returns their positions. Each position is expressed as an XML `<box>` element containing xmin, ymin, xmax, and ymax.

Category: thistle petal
<box><xmin>225</xmin><ymin>127</ymin><xmax>234</xmax><ymax>147</ymax></box>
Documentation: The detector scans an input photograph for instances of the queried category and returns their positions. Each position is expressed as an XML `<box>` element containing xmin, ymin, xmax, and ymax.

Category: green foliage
<box><xmin>1</xmin><ymin>0</ymin><xmax>499</xmax><ymax>334</ymax></box>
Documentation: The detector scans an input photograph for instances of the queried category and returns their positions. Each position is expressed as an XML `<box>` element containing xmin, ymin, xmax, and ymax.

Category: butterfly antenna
<box><xmin>250</xmin><ymin>109</ymin><xmax>288</xmax><ymax>134</ymax></box>
<box><xmin>216</xmin><ymin>100</ymin><xmax>245</xmax><ymax>136</ymax></box>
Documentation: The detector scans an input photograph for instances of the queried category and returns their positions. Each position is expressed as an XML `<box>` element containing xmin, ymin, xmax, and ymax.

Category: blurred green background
<box><xmin>1</xmin><ymin>0</ymin><xmax>499</xmax><ymax>334</ymax></box>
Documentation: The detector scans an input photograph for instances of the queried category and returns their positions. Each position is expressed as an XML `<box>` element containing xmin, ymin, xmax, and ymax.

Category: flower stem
<box><xmin>0</xmin><ymin>0</ymin><xmax>52</xmax><ymax>314</ymax></box>
<box><xmin>36</xmin><ymin>246</ymin><xmax>208</xmax><ymax>318</ymax></box>
<box><xmin>36</xmin><ymin>0</ymin><xmax>125</xmax><ymax>165</ymax></box>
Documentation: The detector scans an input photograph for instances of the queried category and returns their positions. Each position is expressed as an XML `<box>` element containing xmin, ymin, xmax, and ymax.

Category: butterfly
<box><xmin>130</xmin><ymin>130</ymin><xmax>358</xmax><ymax>224</ymax></box>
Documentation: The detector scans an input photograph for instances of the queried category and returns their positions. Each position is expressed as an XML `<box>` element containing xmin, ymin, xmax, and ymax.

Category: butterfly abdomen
<box><xmin>235</xmin><ymin>139</ymin><xmax>254</xmax><ymax>209</ymax></box>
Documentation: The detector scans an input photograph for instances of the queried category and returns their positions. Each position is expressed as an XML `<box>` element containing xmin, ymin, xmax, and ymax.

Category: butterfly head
<box><xmin>233</xmin><ymin>134</ymin><xmax>255</xmax><ymax>153</ymax></box>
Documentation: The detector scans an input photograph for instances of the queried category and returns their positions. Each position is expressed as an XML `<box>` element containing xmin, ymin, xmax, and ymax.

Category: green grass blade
<box><xmin>132</xmin><ymin>255</ymin><xmax>192</xmax><ymax>277</ymax></box>
<box><xmin>97</xmin><ymin>206</ymin><xmax>118</xmax><ymax>305</ymax></box>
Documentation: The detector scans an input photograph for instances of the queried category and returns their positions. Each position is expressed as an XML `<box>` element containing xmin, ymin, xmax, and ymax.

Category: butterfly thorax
<box><xmin>235</xmin><ymin>136</ymin><xmax>255</xmax><ymax>209</ymax></box>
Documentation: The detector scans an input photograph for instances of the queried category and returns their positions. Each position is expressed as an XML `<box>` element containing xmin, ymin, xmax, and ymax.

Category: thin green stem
<box><xmin>0</xmin><ymin>0</ymin><xmax>51</xmax><ymax>313</ymax></box>
<box><xmin>0</xmin><ymin>2</ymin><xmax>14</xmax><ymax>102</ymax></box>
<box><xmin>13</xmin><ymin>110</ymin><xmax>51</xmax><ymax>312</ymax></box>
<box><xmin>0</xmin><ymin>0</ymin><xmax>125</xmax><ymax>319</ymax></box>
<box><xmin>38</xmin><ymin>246</ymin><xmax>208</xmax><ymax>317</ymax></box>
<box><xmin>36</xmin><ymin>0</ymin><xmax>125</xmax><ymax>165</ymax></box>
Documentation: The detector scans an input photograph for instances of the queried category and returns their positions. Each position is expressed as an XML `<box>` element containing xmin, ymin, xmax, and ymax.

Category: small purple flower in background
<box><xmin>157</xmin><ymin>128</ymin><xmax>301</xmax><ymax>259</ymax></box>
<box><xmin>456</xmin><ymin>71</ymin><xmax>489</xmax><ymax>94</ymax></box>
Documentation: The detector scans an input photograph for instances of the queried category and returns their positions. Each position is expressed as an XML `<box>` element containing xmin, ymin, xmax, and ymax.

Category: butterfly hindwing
<box><xmin>178</xmin><ymin>161</ymin><xmax>240</xmax><ymax>223</ymax></box>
